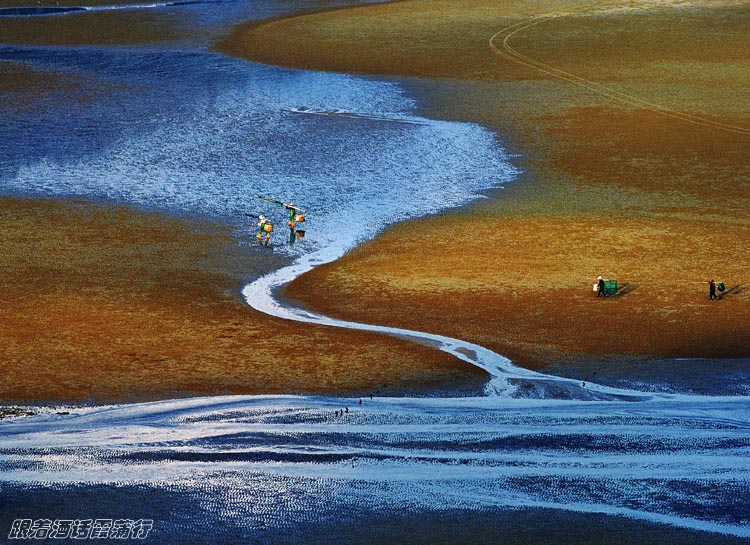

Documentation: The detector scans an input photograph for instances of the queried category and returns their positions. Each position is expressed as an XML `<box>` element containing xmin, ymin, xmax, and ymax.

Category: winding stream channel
<box><xmin>1</xmin><ymin>1</ymin><xmax>749</xmax><ymax>542</ymax></box>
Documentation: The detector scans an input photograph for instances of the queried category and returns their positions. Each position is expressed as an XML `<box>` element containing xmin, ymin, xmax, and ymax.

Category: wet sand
<box><xmin>0</xmin><ymin>0</ymin><xmax>190</xmax><ymax>135</ymax></box>
<box><xmin>0</xmin><ymin>0</ymin><xmax>195</xmax><ymax>47</ymax></box>
<box><xmin>0</xmin><ymin>198</ymin><xmax>486</xmax><ymax>403</ymax></box>
<box><xmin>0</xmin><ymin>0</ymin><xmax>493</xmax><ymax>404</ymax></box>
<box><xmin>4</xmin><ymin>0</ymin><xmax>749</xmax><ymax>402</ymax></box>
<box><xmin>222</xmin><ymin>0</ymin><xmax>750</xmax><ymax>373</ymax></box>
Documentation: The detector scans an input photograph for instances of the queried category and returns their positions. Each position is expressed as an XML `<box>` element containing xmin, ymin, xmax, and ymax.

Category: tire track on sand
<box><xmin>489</xmin><ymin>1</ymin><xmax>750</xmax><ymax>136</ymax></box>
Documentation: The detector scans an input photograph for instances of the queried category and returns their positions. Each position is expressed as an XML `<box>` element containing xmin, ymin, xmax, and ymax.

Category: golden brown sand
<box><xmin>223</xmin><ymin>0</ymin><xmax>750</xmax><ymax>371</ymax></box>
<box><xmin>0</xmin><ymin>198</ymin><xmax>485</xmax><ymax>403</ymax></box>
<box><xmin>0</xmin><ymin>0</ymin><xmax>193</xmax><ymax>46</ymax></box>
<box><xmin>0</xmin><ymin>0</ymin><xmax>490</xmax><ymax>404</ymax></box>
<box><xmin>3</xmin><ymin>0</ymin><xmax>748</xmax><ymax>404</ymax></box>
<box><xmin>0</xmin><ymin>0</ymin><xmax>496</xmax><ymax>402</ymax></box>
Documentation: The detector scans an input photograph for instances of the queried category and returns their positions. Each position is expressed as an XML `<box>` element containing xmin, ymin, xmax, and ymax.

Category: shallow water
<box><xmin>2</xmin><ymin>394</ymin><xmax>749</xmax><ymax>541</ymax></box>
<box><xmin>0</xmin><ymin>1</ymin><xmax>514</xmax><ymax>260</ymax></box>
<box><xmin>1</xmin><ymin>1</ymin><xmax>749</xmax><ymax>542</ymax></box>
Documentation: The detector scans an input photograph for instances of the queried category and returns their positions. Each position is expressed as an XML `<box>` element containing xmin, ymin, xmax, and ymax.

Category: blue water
<box><xmin>0</xmin><ymin>0</ymin><xmax>515</xmax><ymax>260</ymax></box>
<box><xmin>6</xmin><ymin>4</ymin><xmax>748</xmax><ymax>543</ymax></box>
<box><xmin>2</xmin><ymin>394</ymin><xmax>750</xmax><ymax>543</ymax></box>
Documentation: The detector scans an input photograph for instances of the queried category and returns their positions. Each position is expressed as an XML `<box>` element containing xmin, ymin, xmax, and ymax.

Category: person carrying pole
<box><xmin>257</xmin><ymin>195</ymin><xmax>305</xmax><ymax>230</ymax></box>
<box><xmin>256</xmin><ymin>214</ymin><xmax>273</xmax><ymax>245</ymax></box>
<box><xmin>284</xmin><ymin>203</ymin><xmax>298</xmax><ymax>229</ymax></box>
<box><xmin>243</xmin><ymin>212</ymin><xmax>273</xmax><ymax>245</ymax></box>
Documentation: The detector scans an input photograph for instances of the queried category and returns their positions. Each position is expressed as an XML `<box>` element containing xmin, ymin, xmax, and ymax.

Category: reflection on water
<box><xmin>1</xmin><ymin>395</ymin><xmax>749</xmax><ymax>542</ymax></box>
<box><xmin>3</xmin><ymin>2</ymin><xmax>748</xmax><ymax>542</ymax></box>
<box><xmin>0</xmin><ymin>45</ymin><xmax>514</xmax><ymax>259</ymax></box>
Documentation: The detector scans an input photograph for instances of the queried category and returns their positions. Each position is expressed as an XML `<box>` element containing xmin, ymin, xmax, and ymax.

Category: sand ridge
<box><xmin>222</xmin><ymin>0</ymin><xmax>750</xmax><ymax>371</ymax></box>
<box><xmin>0</xmin><ymin>198</ymin><xmax>486</xmax><ymax>403</ymax></box>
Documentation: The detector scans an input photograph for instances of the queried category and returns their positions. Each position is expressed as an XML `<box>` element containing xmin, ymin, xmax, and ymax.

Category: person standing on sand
<box><xmin>709</xmin><ymin>279</ymin><xmax>718</xmax><ymax>300</ymax></box>
<box><xmin>597</xmin><ymin>276</ymin><xmax>607</xmax><ymax>298</ymax></box>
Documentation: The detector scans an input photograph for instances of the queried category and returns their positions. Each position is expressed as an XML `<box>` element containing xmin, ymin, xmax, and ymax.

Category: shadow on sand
<box><xmin>719</xmin><ymin>284</ymin><xmax>742</xmax><ymax>300</ymax></box>
<box><xmin>613</xmin><ymin>283</ymin><xmax>638</xmax><ymax>297</ymax></box>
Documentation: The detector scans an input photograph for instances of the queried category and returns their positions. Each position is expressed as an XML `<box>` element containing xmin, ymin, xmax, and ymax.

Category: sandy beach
<box><xmin>3</xmin><ymin>3</ymin><xmax>749</xmax><ymax>542</ymax></box>
<box><xmin>0</xmin><ymin>0</ymin><xmax>191</xmax><ymax>47</ymax></box>
<box><xmin>0</xmin><ymin>198</ymin><xmax>485</xmax><ymax>403</ymax></box>
<box><xmin>222</xmin><ymin>0</ymin><xmax>750</xmax><ymax>373</ymax></box>
<box><xmin>3</xmin><ymin>0</ymin><xmax>749</xmax><ymax>396</ymax></box>
<box><xmin>0</xmin><ymin>0</ymin><xmax>493</xmax><ymax>404</ymax></box>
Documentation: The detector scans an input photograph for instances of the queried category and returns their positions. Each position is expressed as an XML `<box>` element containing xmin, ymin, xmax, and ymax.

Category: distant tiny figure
<box><xmin>345</xmin><ymin>407</ymin><xmax>349</xmax><ymax>413</ymax></box>
<box><xmin>597</xmin><ymin>276</ymin><xmax>607</xmax><ymax>298</ymax></box>
<box><xmin>359</xmin><ymin>399</ymin><xmax>362</xmax><ymax>405</ymax></box>
<box><xmin>709</xmin><ymin>279</ymin><xmax>718</xmax><ymax>300</ymax></box>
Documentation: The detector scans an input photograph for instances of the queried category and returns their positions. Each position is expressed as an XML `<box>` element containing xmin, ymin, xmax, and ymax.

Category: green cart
<box><xmin>603</xmin><ymin>280</ymin><xmax>618</xmax><ymax>296</ymax></box>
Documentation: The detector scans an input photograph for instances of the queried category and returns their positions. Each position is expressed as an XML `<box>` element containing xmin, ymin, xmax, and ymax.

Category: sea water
<box><xmin>1</xmin><ymin>1</ymin><xmax>749</xmax><ymax>542</ymax></box>
<box><xmin>0</xmin><ymin>1</ymin><xmax>514</xmax><ymax>260</ymax></box>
